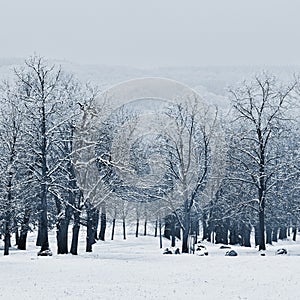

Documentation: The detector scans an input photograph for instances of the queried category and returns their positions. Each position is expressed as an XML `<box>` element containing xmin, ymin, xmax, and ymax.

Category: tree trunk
<box><xmin>242</xmin><ymin>223</ymin><xmax>251</xmax><ymax>247</ymax></box>
<box><xmin>55</xmin><ymin>196</ymin><xmax>72</xmax><ymax>254</ymax></box>
<box><xmin>229</xmin><ymin>222</ymin><xmax>239</xmax><ymax>245</ymax></box>
<box><xmin>4</xmin><ymin>220</ymin><xmax>10</xmax><ymax>256</ymax></box>
<box><xmin>4</xmin><ymin>233</ymin><xmax>10</xmax><ymax>256</ymax></box>
<box><xmin>86</xmin><ymin>207</ymin><xmax>98</xmax><ymax>252</ymax></box>
<box><xmin>182</xmin><ymin>207</ymin><xmax>190</xmax><ymax>253</ymax></box>
<box><xmin>159</xmin><ymin>218</ymin><xmax>162</xmax><ymax>249</ymax></box>
<box><xmin>4</xmin><ymin>156</ymin><xmax>14</xmax><ymax>255</ymax></box>
<box><xmin>266</xmin><ymin>225</ymin><xmax>272</xmax><ymax>245</ymax></box>
<box><xmin>99</xmin><ymin>203</ymin><xmax>106</xmax><ymax>241</ymax></box>
<box><xmin>144</xmin><ymin>219</ymin><xmax>147</xmax><ymax>236</ymax></box>
<box><xmin>175</xmin><ymin>223</ymin><xmax>181</xmax><ymax>240</ymax></box>
<box><xmin>94</xmin><ymin>209</ymin><xmax>99</xmax><ymax>241</ymax></box>
<box><xmin>18</xmin><ymin>207</ymin><xmax>31</xmax><ymax>250</ymax></box>
<box><xmin>202</xmin><ymin>213</ymin><xmax>209</xmax><ymax>241</ymax></box>
<box><xmin>182</xmin><ymin>229</ymin><xmax>189</xmax><ymax>253</ymax></box>
<box><xmin>14</xmin><ymin>218</ymin><xmax>19</xmax><ymax>246</ymax></box>
<box><xmin>154</xmin><ymin>219</ymin><xmax>158</xmax><ymax>237</ymax></box>
<box><xmin>39</xmin><ymin>102</ymin><xmax>50</xmax><ymax>254</ymax></box>
<box><xmin>123</xmin><ymin>218</ymin><xmax>126</xmax><ymax>240</ymax></box>
<box><xmin>135</xmin><ymin>218</ymin><xmax>139</xmax><ymax>238</ymax></box>
<box><xmin>56</xmin><ymin>217</ymin><xmax>70</xmax><ymax>254</ymax></box>
<box><xmin>111</xmin><ymin>218</ymin><xmax>116</xmax><ymax>240</ymax></box>
<box><xmin>170</xmin><ymin>215</ymin><xmax>176</xmax><ymax>247</ymax></box>
<box><xmin>206</xmin><ymin>220</ymin><xmax>214</xmax><ymax>243</ymax></box>
<box><xmin>279</xmin><ymin>226</ymin><xmax>287</xmax><ymax>240</ymax></box>
<box><xmin>292</xmin><ymin>226</ymin><xmax>297</xmax><ymax>241</ymax></box>
<box><xmin>171</xmin><ymin>234</ymin><xmax>176</xmax><ymax>247</ymax></box>
<box><xmin>258</xmin><ymin>206</ymin><xmax>266</xmax><ymax>250</ymax></box>
<box><xmin>63</xmin><ymin>158</ymin><xmax>77</xmax><ymax>253</ymax></box>
<box><xmin>18</xmin><ymin>231</ymin><xmax>28</xmax><ymax>250</ymax></box>
<box><xmin>39</xmin><ymin>190</ymin><xmax>50</xmax><ymax>252</ymax></box>
<box><xmin>272</xmin><ymin>227</ymin><xmax>278</xmax><ymax>242</ymax></box>
<box><xmin>70</xmin><ymin>211</ymin><xmax>80</xmax><ymax>255</ymax></box>
<box><xmin>171</xmin><ymin>216</ymin><xmax>176</xmax><ymax>247</ymax></box>
<box><xmin>86</xmin><ymin>225</ymin><xmax>94</xmax><ymax>252</ymax></box>
<box><xmin>238</xmin><ymin>222</ymin><xmax>251</xmax><ymax>247</ymax></box>
<box><xmin>190</xmin><ymin>218</ymin><xmax>199</xmax><ymax>236</ymax></box>
<box><xmin>36</xmin><ymin>219</ymin><xmax>42</xmax><ymax>246</ymax></box>
<box><xmin>163</xmin><ymin>216</ymin><xmax>171</xmax><ymax>240</ymax></box>
<box><xmin>215</xmin><ymin>222</ymin><xmax>228</xmax><ymax>245</ymax></box>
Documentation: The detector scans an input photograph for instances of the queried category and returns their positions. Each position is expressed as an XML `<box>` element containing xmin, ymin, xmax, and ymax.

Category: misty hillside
<box><xmin>1</xmin><ymin>58</ymin><xmax>299</xmax><ymax>109</ymax></box>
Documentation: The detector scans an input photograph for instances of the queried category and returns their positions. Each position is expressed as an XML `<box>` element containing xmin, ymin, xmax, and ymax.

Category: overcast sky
<box><xmin>1</xmin><ymin>0</ymin><xmax>300</xmax><ymax>68</ymax></box>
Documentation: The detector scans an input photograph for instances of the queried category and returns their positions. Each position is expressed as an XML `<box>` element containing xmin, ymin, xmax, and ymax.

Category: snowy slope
<box><xmin>0</xmin><ymin>228</ymin><xmax>299</xmax><ymax>300</ymax></box>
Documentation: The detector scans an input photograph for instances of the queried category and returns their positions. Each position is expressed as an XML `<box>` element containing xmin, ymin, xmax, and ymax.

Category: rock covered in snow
<box><xmin>225</xmin><ymin>250</ymin><xmax>238</xmax><ymax>256</ymax></box>
<box><xmin>276</xmin><ymin>248</ymin><xmax>288</xmax><ymax>255</ymax></box>
<box><xmin>37</xmin><ymin>249</ymin><xmax>53</xmax><ymax>256</ymax></box>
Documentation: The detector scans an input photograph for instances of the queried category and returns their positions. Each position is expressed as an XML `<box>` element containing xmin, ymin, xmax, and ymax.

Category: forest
<box><xmin>0</xmin><ymin>55</ymin><xmax>299</xmax><ymax>256</ymax></box>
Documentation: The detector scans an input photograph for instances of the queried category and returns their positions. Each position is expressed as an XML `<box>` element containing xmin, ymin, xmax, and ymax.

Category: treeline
<box><xmin>0</xmin><ymin>56</ymin><xmax>299</xmax><ymax>255</ymax></box>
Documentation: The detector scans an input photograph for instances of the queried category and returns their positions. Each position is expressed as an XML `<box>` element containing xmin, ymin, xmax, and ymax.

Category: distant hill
<box><xmin>1</xmin><ymin>58</ymin><xmax>299</xmax><ymax>110</ymax></box>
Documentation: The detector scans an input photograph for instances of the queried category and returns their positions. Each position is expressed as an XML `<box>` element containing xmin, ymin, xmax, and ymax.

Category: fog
<box><xmin>1</xmin><ymin>0</ymin><xmax>300</xmax><ymax>67</ymax></box>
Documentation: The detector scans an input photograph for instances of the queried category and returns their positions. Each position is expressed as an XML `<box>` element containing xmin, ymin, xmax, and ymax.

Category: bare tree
<box><xmin>0</xmin><ymin>81</ymin><xmax>25</xmax><ymax>255</ymax></box>
<box><xmin>158</xmin><ymin>97</ymin><xmax>220</xmax><ymax>253</ymax></box>
<box><xmin>229</xmin><ymin>73</ymin><xmax>297</xmax><ymax>250</ymax></box>
<box><xmin>14</xmin><ymin>55</ymin><xmax>79</xmax><ymax>255</ymax></box>
<box><xmin>72</xmin><ymin>88</ymin><xmax>114</xmax><ymax>253</ymax></box>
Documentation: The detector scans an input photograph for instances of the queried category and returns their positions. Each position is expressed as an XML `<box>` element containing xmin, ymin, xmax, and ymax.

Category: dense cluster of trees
<box><xmin>0</xmin><ymin>56</ymin><xmax>299</xmax><ymax>255</ymax></box>
<box><xmin>202</xmin><ymin>76</ymin><xmax>300</xmax><ymax>251</ymax></box>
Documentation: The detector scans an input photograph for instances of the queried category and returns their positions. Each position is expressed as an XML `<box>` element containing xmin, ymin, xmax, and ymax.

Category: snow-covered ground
<box><xmin>0</xmin><ymin>228</ymin><xmax>300</xmax><ymax>300</ymax></box>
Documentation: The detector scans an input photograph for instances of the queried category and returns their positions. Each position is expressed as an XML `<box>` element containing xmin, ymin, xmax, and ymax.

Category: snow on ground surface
<box><xmin>0</xmin><ymin>228</ymin><xmax>300</xmax><ymax>300</ymax></box>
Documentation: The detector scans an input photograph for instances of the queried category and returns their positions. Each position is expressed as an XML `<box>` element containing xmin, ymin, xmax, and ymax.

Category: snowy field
<box><xmin>0</xmin><ymin>228</ymin><xmax>300</xmax><ymax>300</ymax></box>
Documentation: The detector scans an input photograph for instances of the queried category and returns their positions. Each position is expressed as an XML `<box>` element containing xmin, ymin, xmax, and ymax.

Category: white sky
<box><xmin>1</xmin><ymin>0</ymin><xmax>300</xmax><ymax>67</ymax></box>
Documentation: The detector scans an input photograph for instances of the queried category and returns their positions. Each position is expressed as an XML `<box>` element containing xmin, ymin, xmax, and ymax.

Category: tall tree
<box><xmin>72</xmin><ymin>88</ymin><xmax>114</xmax><ymax>253</ymax></box>
<box><xmin>158</xmin><ymin>97</ymin><xmax>220</xmax><ymax>253</ymax></box>
<box><xmin>229</xmin><ymin>73</ymin><xmax>297</xmax><ymax>250</ymax></box>
<box><xmin>0</xmin><ymin>81</ymin><xmax>25</xmax><ymax>255</ymax></box>
<box><xmin>14</xmin><ymin>55</ymin><xmax>78</xmax><ymax>255</ymax></box>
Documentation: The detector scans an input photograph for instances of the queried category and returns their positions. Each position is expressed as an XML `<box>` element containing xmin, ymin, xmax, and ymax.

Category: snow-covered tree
<box><xmin>0</xmin><ymin>81</ymin><xmax>26</xmax><ymax>255</ymax></box>
<box><xmin>157</xmin><ymin>97</ymin><xmax>220</xmax><ymax>253</ymax></box>
<box><xmin>229</xmin><ymin>73</ymin><xmax>297</xmax><ymax>250</ymax></box>
<box><xmin>72</xmin><ymin>87</ymin><xmax>115</xmax><ymax>252</ymax></box>
<box><xmin>14</xmin><ymin>55</ymin><xmax>81</xmax><ymax>255</ymax></box>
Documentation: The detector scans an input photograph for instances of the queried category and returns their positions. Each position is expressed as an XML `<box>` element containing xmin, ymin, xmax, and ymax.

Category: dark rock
<box><xmin>195</xmin><ymin>245</ymin><xmax>208</xmax><ymax>256</ymax></box>
<box><xmin>225</xmin><ymin>250</ymin><xmax>238</xmax><ymax>256</ymax></box>
<box><xmin>276</xmin><ymin>248</ymin><xmax>287</xmax><ymax>255</ymax></box>
<box><xmin>37</xmin><ymin>249</ymin><xmax>53</xmax><ymax>256</ymax></box>
<box><xmin>163</xmin><ymin>248</ymin><xmax>172</xmax><ymax>255</ymax></box>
